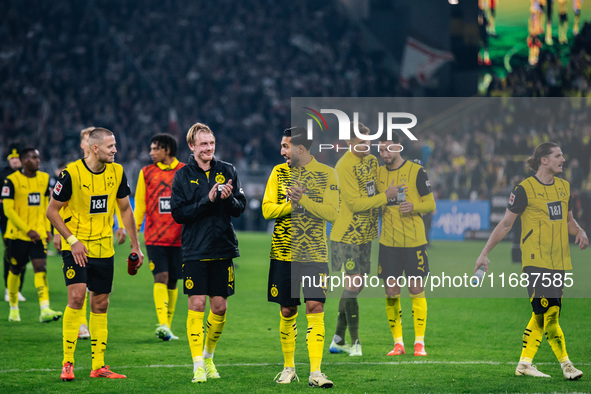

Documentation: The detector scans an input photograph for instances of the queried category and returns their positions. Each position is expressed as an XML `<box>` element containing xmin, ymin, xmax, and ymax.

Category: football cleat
<box><xmin>78</xmin><ymin>324</ymin><xmax>90</xmax><ymax>339</ymax></box>
<box><xmin>515</xmin><ymin>362</ymin><xmax>550</xmax><ymax>377</ymax></box>
<box><xmin>8</xmin><ymin>309</ymin><xmax>20</xmax><ymax>322</ymax></box>
<box><xmin>387</xmin><ymin>343</ymin><xmax>406</xmax><ymax>356</ymax></box>
<box><xmin>40</xmin><ymin>308</ymin><xmax>63</xmax><ymax>323</ymax></box>
<box><xmin>191</xmin><ymin>367</ymin><xmax>207</xmax><ymax>383</ymax></box>
<box><xmin>169</xmin><ymin>331</ymin><xmax>179</xmax><ymax>340</ymax></box>
<box><xmin>155</xmin><ymin>324</ymin><xmax>172</xmax><ymax>341</ymax></box>
<box><xmin>90</xmin><ymin>365</ymin><xmax>127</xmax><ymax>379</ymax></box>
<box><xmin>329</xmin><ymin>340</ymin><xmax>351</xmax><ymax>354</ymax></box>
<box><xmin>414</xmin><ymin>343</ymin><xmax>427</xmax><ymax>356</ymax></box>
<box><xmin>562</xmin><ymin>361</ymin><xmax>583</xmax><ymax>380</ymax></box>
<box><xmin>61</xmin><ymin>362</ymin><xmax>75</xmax><ymax>381</ymax></box>
<box><xmin>349</xmin><ymin>339</ymin><xmax>362</xmax><ymax>357</ymax></box>
<box><xmin>308</xmin><ymin>371</ymin><xmax>334</xmax><ymax>388</ymax></box>
<box><xmin>274</xmin><ymin>366</ymin><xmax>299</xmax><ymax>384</ymax></box>
<box><xmin>204</xmin><ymin>358</ymin><xmax>220</xmax><ymax>379</ymax></box>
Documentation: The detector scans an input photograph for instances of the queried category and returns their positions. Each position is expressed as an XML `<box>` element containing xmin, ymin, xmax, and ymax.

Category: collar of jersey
<box><xmin>386</xmin><ymin>160</ymin><xmax>407</xmax><ymax>172</ymax></box>
<box><xmin>82</xmin><ymin>158</ymin><xmax>106</xmax><ymax>175</ymax></box>
<box><xmin>533</xmin><ymin>175</ymin><xmax>555</xmax><ymax>186</ymax></box>
<box><xmin>156</xmin><ymin>158</ymin><xmax>179</xmax><ymax>170</ymax></box>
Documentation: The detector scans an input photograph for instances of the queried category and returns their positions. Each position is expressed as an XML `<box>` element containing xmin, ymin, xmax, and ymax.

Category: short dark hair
<box><xmin>379</xmin><ymin>131</ymin><xmax>401</xmax><ymax>145</ymax></box>
<box><xmin>289</xmin><ymin>127</ymin><xmax>312</xmax><ymax>150</ymax></box>
<box><xmin>150</xmin><ymin>133</ymin><xmax>178</xmax><ymax>157</ymax></box>
<box><xmin>283</xmin><ymin>126</ymin><xmax>301</xmax><ymax>138</ymax></box>
<box><xmin>88</xmin><ymin>127</ymin><xmax>114</xmax><ymax>147</ymax></box>
<box><xmin>19</xmin><ymin>148</ymin><xmax>37</xmax><ymax>159</ymax></box>
<box><xmin>526</xmin><ymin>142</ymin><xmax>559</xmax><ymax>171</ymax></box>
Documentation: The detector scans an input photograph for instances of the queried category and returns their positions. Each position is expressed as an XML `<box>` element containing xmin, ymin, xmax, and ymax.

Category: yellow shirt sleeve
<box><xmin>413</xmin><ymin>192</ymin><xmax>436</xmax><ymax>214</ymax></box>
<box><xmin>3</xmin><ymin>199</ymin><xmax>30</xmax><ymax>233</ymax></box>
<box><xmin>262</xmin><ymin>167</ymin><xmax>291</xmax><ymax>220</ymax></box>
<box><xmin>134</xmin><ymin>169</ymin><xmax>146</xmax><ymax>231</ymax></box>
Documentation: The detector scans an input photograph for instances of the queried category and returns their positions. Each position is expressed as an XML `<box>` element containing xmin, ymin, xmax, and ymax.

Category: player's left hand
<box><xmin>399</xmin><ymin>201</ymin><xmax>414</xmax><ymax>214</ymax></box>
<box><xmin>27</xmin><ymin>230</ymin><xmax>41</xmax><ymax>243</ymax></box>
<box><xmin>46</xmin><ymin>231</ymin><xmax>52</xmax><ymax>244</ymax></box>
<box><xmin>220</xmin><ymin>179</ymin><xmax>233</xmax><ymax>200</ymax></box>
<box><xmin>116</xmin><ymin>228</ymin><xmax>127</xmax><ymax>245</ymax></box>
<box><xmin>289</xmin><ymin>179</ymin><xmax>306</xmax><ymax>204</ymax></box>
<box><xmin>131</xmin><ymin>247</ymin><xmax>144</xmax><ymax>270</ymax></box>
<box><xmin>575</xmin><ymin>229</ymin><xmax>589</xmax><ymax>250</ymax></box>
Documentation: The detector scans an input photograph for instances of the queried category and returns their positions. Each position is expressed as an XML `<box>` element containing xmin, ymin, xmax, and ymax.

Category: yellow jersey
<box><xmin>291</xmin><ymin>157</ymin><xmax>339</xmax><ymax>263</ymax></box>
<box><xmin>330</xmin><ymin>151</ymin><xmax>385</xmax><ymax>245</ymax></box>
<box><xmin>52</xmin><ymin>159</ymin><xmax>130</xmax><ymax>258</ymax></box>
<box><xmin>378</xmin><ymin>160</ymin><xmax>433</xmax><ymax>248</ymax></box>
<box><xmin>2</xmin><ymin>171</ymin><xmax>51</xmax><ymax>243</ymax></box>
<box><xmin>508</xmin><ymin>175</ymin><xmax>572</xmax><ymax>270</ymax></box>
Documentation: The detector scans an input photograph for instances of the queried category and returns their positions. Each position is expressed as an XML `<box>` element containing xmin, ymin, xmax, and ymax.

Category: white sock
<box><xmin>193</xmin><ymin>360</ymin><xmax>204</xmax><ymax>373</ymax></box>
<box><xmin>203</xmin><ymin>350</ymin><xmax>214</xmax><ymax>359</ymax></box>
<box><xmin>333</xmin><ymin>334</ymin><xmax>343</xmax><ymax>344</ymax></box>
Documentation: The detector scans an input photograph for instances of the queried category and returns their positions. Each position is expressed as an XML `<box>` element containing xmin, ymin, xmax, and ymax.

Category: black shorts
<box><xmin>378</xmin><ymin>244</ymin><xmax>429</xmax><ymax>279</ymax></box>
<box><xmin>146</xmin><ymin>245</ymin><xmax>183</xmax><ymax>280</ymax></box>
<box><xmin>62</xmin><ymin>251</ymin><xmax>114</xmax><ymax>294</ymax></box>
<box><xmin>6</xmin><ymin>239</ymin><xmax>46</xmax><ymax>268</ymax></box>
<box><xmin>523</xmin><ymin>266</ymin><xmax>563</xmax><ymax>314</ymax></box>
<box><xmin>331</xmin><ymin>241</ymin><xmax>372</xmax><ymax>275</ymax></box>
<box><xmin>268</xmin><ymin>259</ymin><xmax>328</xmax><ymax>306</ymax></box>
<box><xmin>183</xmin><ymin>259</ymin><xmax>235</xmax><ymax>297</ymax></box>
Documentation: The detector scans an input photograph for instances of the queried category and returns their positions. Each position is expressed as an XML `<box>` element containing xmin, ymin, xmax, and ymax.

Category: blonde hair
<box><xmin>80</xmin><ymin>127</ymin><xmax>96</xmax><ymax>141</ymax></box>
<box><xmin>186</xmin><ymin>122</ymin><xmax>215</xmax><ymax>145</ymax></box>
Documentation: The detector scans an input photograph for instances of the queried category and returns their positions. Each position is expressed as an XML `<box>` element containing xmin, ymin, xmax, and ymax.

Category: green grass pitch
<box><xmin>0</xmin><ymin>232</ymin><xmax>590</xmax><ymax>393</ymax></box>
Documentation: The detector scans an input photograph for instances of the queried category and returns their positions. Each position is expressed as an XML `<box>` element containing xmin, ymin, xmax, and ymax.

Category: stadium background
<box><xmin>1</xmin><ymin>1</ymin><xmax>591</xmax><ymax>392</ymax></box>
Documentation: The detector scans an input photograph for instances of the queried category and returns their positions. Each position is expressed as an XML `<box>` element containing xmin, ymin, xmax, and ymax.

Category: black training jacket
<box><xmin>171</xmin><ymin>155</ymin><xmax>246</xmax><ymax>261</ymax></box>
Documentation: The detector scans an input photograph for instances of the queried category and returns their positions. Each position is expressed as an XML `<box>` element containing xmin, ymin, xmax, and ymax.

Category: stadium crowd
<box><xmin>1</xmin><ymin>0</ymin><xmax>590</xmax><ymax>231</ymax></box>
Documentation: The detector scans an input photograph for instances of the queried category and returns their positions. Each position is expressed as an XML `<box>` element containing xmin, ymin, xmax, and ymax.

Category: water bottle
<box><xmin>127</xmin><ymin>252</ymin><xmax>139</xmax><ymax>276</ymax></box>
<box><xmin>471</xmin><ymin>258</ymin><xmax>490</xmax><ymax>285</ymax></box>
<box><xmin>397</xmin><ymin>187</ymin><xmax>406</xmax><ymax>203</ymax></box>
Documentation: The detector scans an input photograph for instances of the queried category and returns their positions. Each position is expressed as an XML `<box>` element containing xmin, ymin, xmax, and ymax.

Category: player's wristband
<box><xmin>66</xmin><ymin>235</ymin><xmax>78</xmax><ymax>246</ymax></box>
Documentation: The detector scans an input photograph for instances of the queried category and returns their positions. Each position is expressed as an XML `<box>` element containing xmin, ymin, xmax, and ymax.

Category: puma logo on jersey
<box><xmin>190</xmin><ymin>179</ymin><xmax>199</xmax><ymax>185</ymax></box>
<box><xmin>82</xmin><ymin>184</ymin><xmax>90</xmax><ymax>190</ymax></box>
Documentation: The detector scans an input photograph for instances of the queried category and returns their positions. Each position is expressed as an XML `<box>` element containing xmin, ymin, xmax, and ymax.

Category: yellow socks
<box><xmin>187</xmin><ymin>310</ymin><xmax>205</xmax><ymax>363</ymax></box>
<box><xmin>168</xmin><ymin>288</ymin><xmax>178</xmax><ymax>328</ymax></box>
<box><xmin>386</xmin><ymin>296</ymin><xmax>403</xmax><ymax>344</ymax></box>
<box><xmin>90</xmin><ymin>312</ymin><xmax>108</xmax><ymax>370</ymax></box>
<box><xmin>34</xmin><ymin>272</ymin><xmax>50</xmax><ymax>310</ymax></box>
<box><xmin>204</xmin><ymin>312</ymin><xmax>226</xmax><ymax>356</ymax></box>
<box><xmin>411</xmin><ymin>292</ymin><xmax>427</xmax><ymax>343</ymax></box>
<box><xmin>63</xmin><ymin>306</ymin><xmax>82</xmax><ymax>364</ymax></box>
<box><xmin>7</xmin><ymin>271</ymin><xmax>20</xmax><ymax>308</ymax></box>
<box><xmin>80</xmin><ymin>291</ymin><xmax>88</xmax><ymax>327</ymax></box>
<box><xmin>519</xmin><ymin>312</ymin><xmax>544</xmax><ymax>363</ymax></box>
<box><xmin>306</xmin><ymin>312</ymin><xmax>325</xmax><ymax>373</ymax></box>
<box><xmin>544</xmin><ymin>306</ymin><xmax>568</xmax><ymax>363</ymax></box>
<box><xmin>279</xmin><ymin>311</ymin><xmax>297</xmax><ymax>368</ymax></box>
<box><xmin>153</xmin><ymin>283</ymin><xmax>169</xmax><ymax>326</ymax></box>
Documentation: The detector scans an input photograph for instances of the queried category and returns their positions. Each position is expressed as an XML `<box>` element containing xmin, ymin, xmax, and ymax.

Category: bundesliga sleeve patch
<box><xmin>509</xmin><ymin>192</ymin><xmax>515</xmax><ymax>205</ymax></box>
<box><xmin>1</xmin><ymin>186</ymin><xmax>9</xmax><ymax>197</ymax></box>
<box><xmin>54</xmin><ymin>181</ymin><xmax>63</xmax><ymax>195</ymax></box>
